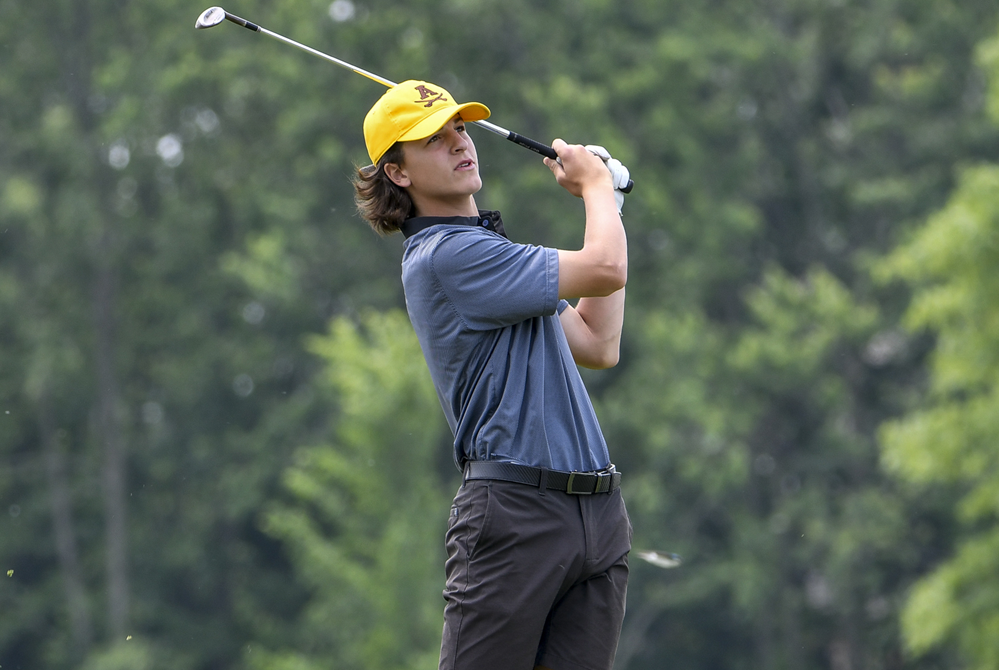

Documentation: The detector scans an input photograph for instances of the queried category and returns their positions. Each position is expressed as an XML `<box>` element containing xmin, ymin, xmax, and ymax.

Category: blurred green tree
<box><xmin>0</xmin><ymin>0</ymin><xmax>396</xmax><ymax>665</ymax></box>
<box><xmin>257</xmin><ymin>310</ymin><xmax>453</xmax><ymax>670</ymax></box>
<box><xmin>1</xmin><ymin>0</ymin><xmax>998</xmax><ymax>668</ymax></box>
<box><xmin>876</xmin><ymin>29</ymin><xmax>999</xmax><ymax>667</ymax></box>
<box><xmin>592</xmin><ymin>0</ymin><xmax>999</xmax><ymax>667</ymax></box>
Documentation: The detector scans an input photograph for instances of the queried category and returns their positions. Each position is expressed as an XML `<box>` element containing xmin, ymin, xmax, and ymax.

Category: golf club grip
<box><xmin>506</xmin><ymin>133</ymin><xmax>635</xmax><ymax>193</ymax></box>
<box><xmin>506</xmin><ymin>132</ymin><xmax>558</xmax><ymax>160</ymax></box>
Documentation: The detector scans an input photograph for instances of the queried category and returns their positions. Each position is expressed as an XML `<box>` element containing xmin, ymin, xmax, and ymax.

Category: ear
<box><xmin>383</xmin><ymin>162</ymin><xmax>411</xmax><ymax>188</ymax></box>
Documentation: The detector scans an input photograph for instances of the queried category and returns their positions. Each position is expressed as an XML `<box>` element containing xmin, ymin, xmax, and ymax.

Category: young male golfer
<box><xmin>354</xmin><ymin>80</ymin><xmax>631</xmax><ymax>670</ymax></box>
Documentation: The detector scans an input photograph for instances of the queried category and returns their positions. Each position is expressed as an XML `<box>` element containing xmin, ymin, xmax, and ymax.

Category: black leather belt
<box><xmin>464</xmin><ymin>461</ymin><xmax>621</xmax><ymax>495</ymax></box>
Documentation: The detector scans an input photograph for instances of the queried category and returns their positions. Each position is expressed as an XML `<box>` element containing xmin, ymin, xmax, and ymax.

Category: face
<box><xmin>384</xmin><ymin>115</ymin><xmax>481</xmax><ymax>217</ymax></box>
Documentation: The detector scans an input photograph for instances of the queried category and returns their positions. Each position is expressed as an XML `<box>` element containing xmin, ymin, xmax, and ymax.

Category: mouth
<box><xmin>455</xmin><ymin>159</ymin><xmax>475</xmax><ymax>171</ymax></box>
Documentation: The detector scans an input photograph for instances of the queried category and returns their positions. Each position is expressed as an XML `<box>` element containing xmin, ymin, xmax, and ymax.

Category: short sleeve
<box><xmin>430</xmin><ymin>231</ymin><xmax>560</xmax><ymax>330</ymax></box>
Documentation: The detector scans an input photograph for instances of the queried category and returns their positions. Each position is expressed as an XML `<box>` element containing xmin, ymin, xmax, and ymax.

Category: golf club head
<box><xmin>196</xmin><ymin>6</ymin><xmax>227</xmax><ymax>29</ymax></box>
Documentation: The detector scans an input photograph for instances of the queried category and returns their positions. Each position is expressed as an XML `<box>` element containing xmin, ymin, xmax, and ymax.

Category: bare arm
<box><xmin>544</xmin><ymin>140</ymin><xmax>628</xmax><ymax>300</ymax></box>
<box><xmin>558</xmin><ymin>289</ymin><xmax>626</xmax><ymax>369</ymax></box>
<box><xmin>543</xmin><ymin>140</ymin><xmax>629</xmax><ymax>368</ymax></box>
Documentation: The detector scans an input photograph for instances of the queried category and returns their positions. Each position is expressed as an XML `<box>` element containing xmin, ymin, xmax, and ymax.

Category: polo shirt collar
<box><xmin>401</xmin><ymin>209</ymin><xmax>507</xmax><ymax>239</ymax></box>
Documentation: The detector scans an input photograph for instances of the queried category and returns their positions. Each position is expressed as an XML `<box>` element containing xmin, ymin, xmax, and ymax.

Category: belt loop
<box><xmin>537</xmin><ymin>467</ymin><xmax>548</xmax><ymax>496</ymax></box>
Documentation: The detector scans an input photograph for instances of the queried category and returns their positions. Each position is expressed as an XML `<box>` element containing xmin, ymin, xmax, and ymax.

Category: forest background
<box><xmin>2</xmin><ymin>0</ymin><xmax>999</xmax><ymax>668</ymax></box>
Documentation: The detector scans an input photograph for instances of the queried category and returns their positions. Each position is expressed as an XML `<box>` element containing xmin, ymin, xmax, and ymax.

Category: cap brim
<box><xmin>398</xmin><ymin>102</ymin><xmax>491</xmax><ymax>143</ymax></box>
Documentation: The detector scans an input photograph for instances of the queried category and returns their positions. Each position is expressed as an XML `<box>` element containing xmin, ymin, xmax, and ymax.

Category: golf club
<box><xmin>195</xmin><ymin>6</ymin><xmax>633</xmax><ymax>193</ymax></box>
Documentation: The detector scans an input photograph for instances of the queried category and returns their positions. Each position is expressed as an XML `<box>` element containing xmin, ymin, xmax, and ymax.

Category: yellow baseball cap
<box><xmin>363</xmin><ymin>80</ymin><xmax>491</xmax><ymax>165</ymax></box>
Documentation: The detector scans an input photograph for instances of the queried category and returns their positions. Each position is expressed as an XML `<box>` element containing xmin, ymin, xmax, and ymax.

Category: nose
<box><xmin>446</xmin><ymin>126</ymin><xmax>468</xmax><ymax>152</ymax></box>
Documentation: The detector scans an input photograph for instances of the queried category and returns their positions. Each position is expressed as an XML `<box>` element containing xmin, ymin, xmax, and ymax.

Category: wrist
<box><xmin>580</xmin><ymin>180</ymin><xmax>616</xmax><ymax>203</ymax></box>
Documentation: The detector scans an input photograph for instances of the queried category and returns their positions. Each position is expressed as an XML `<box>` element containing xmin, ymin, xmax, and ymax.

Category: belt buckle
<box><xmin>566</xmin><ymin>472</ymin><xmax>595</xmax><ymax>495</ymax></box>
<box><xmin>594</xmin><ymin>471</ymin><xmax>612</xmax><ymax>494</ymax></box>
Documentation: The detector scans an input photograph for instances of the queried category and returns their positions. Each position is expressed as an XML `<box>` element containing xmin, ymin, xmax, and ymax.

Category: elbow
<box><xmin>580</xmin><ymin>344</ymin><xmax>621</xmax><ymax>370</ymax></box>
<box><xmin>595</xmin><ymin>261</ymin><xmax>628</xmax><ymax>296</ymax></box>
<box><xmin>612</xmin><ymin>262</ymin><xmax>628</xmax><ymax>292</ymax></box>
<box><xmin>597</xmin><ymin>349</ymin><xmax>621</xmax><ymax>369</ymax></box>
<box><xmin>582</xmin><ymin>354</ymin><xmax>619</xmax><ymax>370</ymax></box>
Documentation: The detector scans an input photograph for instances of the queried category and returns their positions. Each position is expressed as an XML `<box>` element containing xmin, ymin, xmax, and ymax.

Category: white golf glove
<box><xmin>586</xmin><ymin>145</ymin><xmax>630</xmax><ymax>214</ymax></box>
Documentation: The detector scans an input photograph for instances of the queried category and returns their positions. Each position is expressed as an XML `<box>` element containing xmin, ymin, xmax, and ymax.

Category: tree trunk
<box><xmin>40</xmin><ymin>392</ymin><xmax>93</xmax><ymax>652</ymax></box>
<box><xmin>93</xmin><ymin>235</ymin><xmax>130</xmax><ymax>639</ymax></box>
<box><xmin>60</xmin><ymin>0</ymin><xmax>132</xmax><ymax>639</ymax></box>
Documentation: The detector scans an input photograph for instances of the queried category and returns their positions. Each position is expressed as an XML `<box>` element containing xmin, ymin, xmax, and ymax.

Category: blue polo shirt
<box><xmin>400</xmin><ymin>211</ymin><xmax>611</xmax><ymax>473</ymax></box>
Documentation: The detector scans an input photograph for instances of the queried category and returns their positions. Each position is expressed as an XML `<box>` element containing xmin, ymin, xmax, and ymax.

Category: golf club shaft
<box><xmin>219</xmin><ymin>11</ymin><xmax>395</xmax><ymax>88</ymax></box>
<box><xmin>205</xmin><ymin>7</ymin><xmax>634</xmax><ymax>192</ymax></box>
<box><xmin>217</xmin><ymin>10</ymin><xmax>559</xmax><ymax>160</ymax></box>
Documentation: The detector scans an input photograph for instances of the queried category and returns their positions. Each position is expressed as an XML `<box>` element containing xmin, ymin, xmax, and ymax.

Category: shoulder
<box><xmin>405</xmin><ymin>227</ymin><xmax>512</xmax><ymax>272</ymax></box>
<box><xmin>434</xmin><ymin>228</ymin><xmax>513</xmax><ymax>267</ymax></box>
<box><xmin>405</xmin><ymin>227</ymin><xmax>556</xmax><ymax>305</ymax></box>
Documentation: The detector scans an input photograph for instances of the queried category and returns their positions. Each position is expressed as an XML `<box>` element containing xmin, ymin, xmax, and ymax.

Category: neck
<box><xmin>412</xmin><ymin>195</ymin><xmax>478</xmax><ymax>218</ymax></box>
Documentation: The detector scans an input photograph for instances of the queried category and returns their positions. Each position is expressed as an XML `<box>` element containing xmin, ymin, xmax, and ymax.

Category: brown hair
<box><xmin>352</xmin><ymin>143</ymin><xmax>414</xmax><ymax>236</ymax></box>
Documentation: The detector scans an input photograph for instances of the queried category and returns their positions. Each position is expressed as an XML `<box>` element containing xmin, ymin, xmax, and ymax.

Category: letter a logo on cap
<box><xmin>413</xmin><ymin>84</ymin><xmax>447</xmax><ymax>108</ymax></box>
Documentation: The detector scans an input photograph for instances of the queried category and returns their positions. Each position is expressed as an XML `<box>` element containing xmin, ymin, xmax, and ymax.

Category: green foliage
<box><xmin>595</xmin><ymin>0</ymin><xmax>999</xmax><ymax>664</ymax></box>
<box><xmin>879</xmin><ymin>165</ymin><xmax>999</xmax><ymax>395</ymax></box>
<box><xmin>260</xmin><ymin>311</ymin><xmax>452</xmax><ymax>670</ymax></box>
<box><xmin>606</xmin><ymin>265</ymin><xmax>906</xmax><ymax>669</ymax></box>
<box><xmin>244</xmin><ymin>648</ymin><xmax>326</xmax><ymax>670</ymax></box>
<box><xmin>731</xmin><ymin>266</ymin><xmax>879</xmax><ymax>386</ymax></box>
<box><xmin>877</xmin><ymin>112</ymin><xmax>999</xmax><ymax>663</ymax></box>
<box><xmin>2</xmin><ymin>0</ymin><xmax>999</xmax><ymax>667</ymax></box>
<box><xmin>902</xmin><ymin>530</ymin><xmax>999</xmax><ymax>667</ymax></box>
<box><xmin>80</xmin><ymin>640</ymin><xmax>181</xmax><ymax>670</ymax></box>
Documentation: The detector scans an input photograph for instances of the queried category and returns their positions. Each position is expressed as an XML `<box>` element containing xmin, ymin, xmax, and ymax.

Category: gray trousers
<box><xmin>439</xmin><ymin>479</ymin><xmax>632</xmax><ymax>670</ymax></box>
